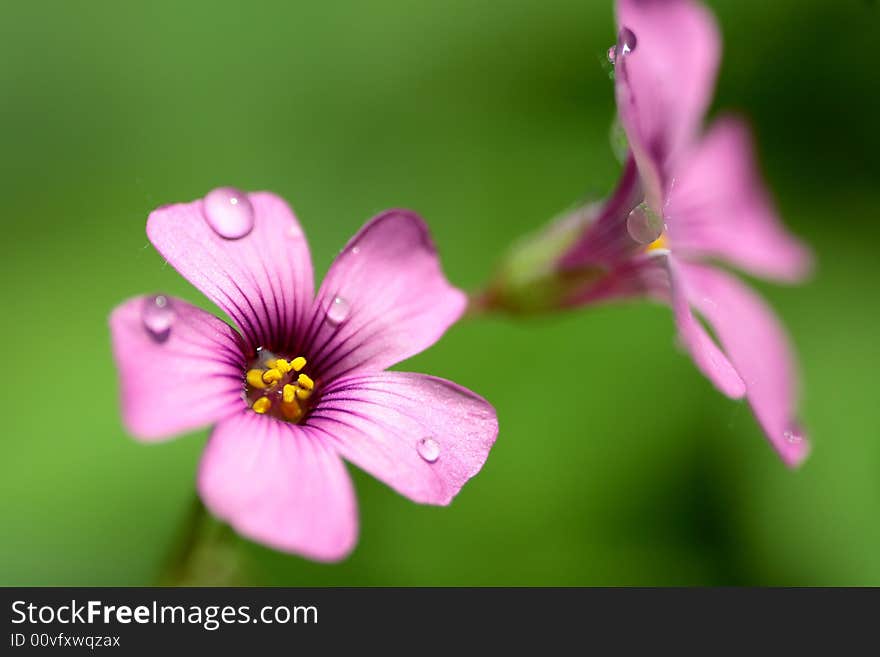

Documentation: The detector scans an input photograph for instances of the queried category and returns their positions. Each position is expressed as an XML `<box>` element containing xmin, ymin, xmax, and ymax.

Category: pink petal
<box><xmin>614</xmin><ymin>0</ymin><xmax>720</xmax><ymax>210</ymax></box>
<box><xmin>109</xmin><ymin>295</ymin><xmax>247</xmax><ymax>440</ymax></box>
<box><xmin>667</xmin><ymin>256</ymin><xmax>746</xmax><ymax>399</ymax></box>
<box><xmin>559</xmin><ymin>156</ymin><xmax>644</xmax><ymax>270</ymax></box>
<box><xmin>563</xmin><ymin>251</ymin><xmax>670</xmax><ymax>307</ymax></box>
<box><xmin>308</xmin><ymin>372</ymin><xmax>498</xmax><ymax>506</ymax></box>
<box><xmin>666</xmin><ymin>117</ymin><xmax>813</xmax><ymax>281</ymax></box>
<box><xmin>146</xmin><ymin>191</ymin><xmax>314</xmax><ymax>351</ymax></box>
<box><xmin>198</xmin><ymin>411</ymin><xmax>358</xmax><ymax>561</ymax></box>
<box><xmin>300</xmin><ymin>210</ymin><xmax>466</xmax><ymax>380</ymax></box>
<box><xmin>679</xmin><ymin>263</ymin><xmax>809</xmax><ymax>466</ymax></box>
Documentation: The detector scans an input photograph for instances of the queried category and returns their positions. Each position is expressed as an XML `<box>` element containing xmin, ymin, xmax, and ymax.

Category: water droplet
<box><xmin>351</xmin><ymin>245</ymin><xmax>361</xmax><ymax>255</ymax></box>
<box><xmin>325</xmin><ymin>296</ymin><xmax>350</xmax><ymax>326</ymax></box>
<box><xmin>626</xmin><ymin>202</ymin><xmax>664</xmax><ymax>244</ymax></box>
<box><xmin>784</xmin><ymin>427</ymin><xmax>804</xmax><ymax>445</ymax></box>
<box><xmin>142</xmin><ymin>295</ymin><xmax>174</xmax><ymax>343</ymax></box>
<box><xmin>417</xmin><ymin>438</ymin><xmax>440</xmax><ymax>463</ymax></box>
<box><xmin>202</xmin><ymin>187</ymin><xmax>254</xmax><ymax>239</ymax></box>
<box><xmin>607</xmin><ymin>45</ymin><xmax>617</xmax><ymax>63</ymax></box>
<box><xmin>619</xmin><ymin>27</ymin><xmax>637</xmax><ymax>55</ymax></box>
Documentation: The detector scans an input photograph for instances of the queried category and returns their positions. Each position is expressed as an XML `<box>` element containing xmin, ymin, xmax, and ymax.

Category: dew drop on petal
<box><xmin>626</xmin><ymin>202</ymin><xmax>664</xmax><ymax>244</ymax></box>
<box><xmin>619</xmin><ymin>27</ymin><xmax>637</xmax><ymax>55</ymax></box>
<box><xmin>607</xmin><ymin>45</ymin><xmax>617</xmax><ymax>63</ymax></box>
<box><xmin>325</xmin><ymin>296</ymin><xmax>351</xmax><ymax>326</ymax></box>
<box><xmin>142</xmin><ymin>295</ymin><xmax>174</xmax><ymax>343</ymax></box>
<box><xmin>783</xmin><ymin>426</ymin><xmax>805</xmax><ymax>445</ymax></box>
<box><xmin>417</xmin><ymin>437</ymin><xmax>440</xmax><ymax>463</ymax></box>
<box><xmin>202</xmin><ymin>187</ymin><xmax>254</xmax><ymax>239</ymax></box>
<box><xmin>351</xmin><ymin>245</ymin><xmax>361</xmax><ymax>255</ymax></box>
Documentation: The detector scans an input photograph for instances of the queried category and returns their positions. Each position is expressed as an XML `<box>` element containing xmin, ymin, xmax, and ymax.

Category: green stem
<box><xmin>157</xmin><ymin>496</ymin><xmax>249</xmax><ymax>586</ymax></box>
<box><xmin>464</xmin><ymin>289</ymin><xmax>493</xmax><ymax>319</ymax></box>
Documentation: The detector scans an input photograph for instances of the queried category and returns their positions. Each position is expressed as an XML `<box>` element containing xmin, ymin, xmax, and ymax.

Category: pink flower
<box><xmin>559</xmin><ymin>0</ymin><xmax>813</xmax><ymax>466</ymax></box>
<box><xmin>110</xmin><ymin>188</ymin><xmax>498</xmax><ymax>561</ymax></box>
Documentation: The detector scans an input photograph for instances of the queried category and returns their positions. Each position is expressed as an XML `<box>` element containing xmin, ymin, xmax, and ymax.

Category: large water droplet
<box><xmin>417</xmin><ymin>437</ymin><xmax>440</xmax><ymax>463</ymax></box>
<box><xmin>626</xmin><ymin>202</ymin><xmax>664</xmax><ymax>244</ymax></box>
<box><xmin>325</xmin><ymin>296</ymin><xmax>351</xmax><ymax>326</ymax></box>
<box><xmin>142</xmin><ymin>295</ymin><xmax>174</xmax><ymax>343</ymax></box>
<box><xmin>203</xmin><ymin>187</ymin><xmax>254</xmax><ymax>239</ymax></box>
<box><xmin>619</xmin><ymin>27</ymin><xmax>637</xmax><ymax>55</ymax></box>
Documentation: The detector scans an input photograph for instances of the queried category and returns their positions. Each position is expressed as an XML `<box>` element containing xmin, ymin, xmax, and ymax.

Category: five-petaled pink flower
<box><xmin>110</xmin><ymin>188</ymin><xmax>498</xmax><ymax>561</ymax></box>
<box><xmin>559</xmin><ymin>0</ymin><xmax>813</xmax><ymax>465</ymax></box>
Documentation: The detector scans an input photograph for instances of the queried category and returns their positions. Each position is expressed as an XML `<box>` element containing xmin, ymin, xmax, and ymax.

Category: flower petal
<box><xmin>307</xmin><ymin>372</ymin><xmax>498</xmax><ymax>506</ymax></box>
<box><xmin>667</xmin><ymin>256</ymin><xmax>746</xmax><ymax>399</ymax></box>
<box><xmin>146</xmin><ymin>191</ymin><xmax>314</xmax><ymax>351</ymax></box>
<box><xmin>666</xmin><ymin>117</ymin><xmax>813</xmax><ymax>281</ymax></box>
<box><xmin>614</xmin><ymin>0</ymin><xmax>720</xmax><ymax>210</ymax></box>
<box><xmin>198</xmin><ymin>411</ymin><xmax>358</xmax><ymax>561</ymax></box>
<box><xmin>563</xmin><ymin>251</ymin><xmax>669</xmax><ymax>307</ymax></box>
<box><xmin>301</xmin><ymin>210</ymin><xmax>466</xmax><ymax>380</ymax></box>
<box><xmin>558</xmin><ymin>156</ymin><xmax>644</xmax><ymax>270</ymax></box>
<box><xmin>109</xmin><ymin>295</ymin><xmax>247</xmax><ymax>440</ymax></box>
<box><xmin>679</xmin><ymin>263</ymin><xmax>809</xmax><ymax>466</ymax></box>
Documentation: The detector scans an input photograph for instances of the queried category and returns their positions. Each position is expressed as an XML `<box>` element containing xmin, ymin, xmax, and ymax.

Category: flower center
<box><xmin>244</xmin><ymin>350</ymin><xmax>315</xmax><ymax>423</ymax></box>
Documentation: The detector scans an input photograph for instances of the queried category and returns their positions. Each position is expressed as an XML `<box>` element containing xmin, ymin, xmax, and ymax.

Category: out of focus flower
<box><xmin>111</xmin><ymin>188</ymin><xmax>497</xmax><ymax>561</ymax></box>
<box><xmin>482</xmin><ymin>0</ymin><xmax>812</xmax><ymax>466</ymax></box>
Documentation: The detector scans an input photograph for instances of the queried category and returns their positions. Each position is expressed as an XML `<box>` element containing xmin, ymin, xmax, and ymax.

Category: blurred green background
<box><xmin>1</xmin><ymin>0</ymin><xmax>878</xmax><ymax>586</ymax></box>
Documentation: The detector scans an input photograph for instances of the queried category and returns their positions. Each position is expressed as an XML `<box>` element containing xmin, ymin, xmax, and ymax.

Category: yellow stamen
<box><xmin>646</xmin><ymin>234</ymin><xmax>668</xmax><ymax>252</ymax></box>
<box><xmin>280</xmin><ymin>398</ymin><xmax>303</xmax><ymax>421</ymax></box>
<box><xmin>246</xmin><ymin>369</ymin><xmax>267</xmax><ymax>389</ymax></box>
<box><xmin>252</xmin><ymin>397</ymin><xmax>272</xmax><ymax>414</ymax></box>
<box><xmin>262</xmin><ymin>368</ymin><xmax>283</xmax><ymax>384</ymax></box>
<box><xmin>246</xmin><ymin>353</ymin><xmax>316</xmax><ymax>422</ymax></box>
